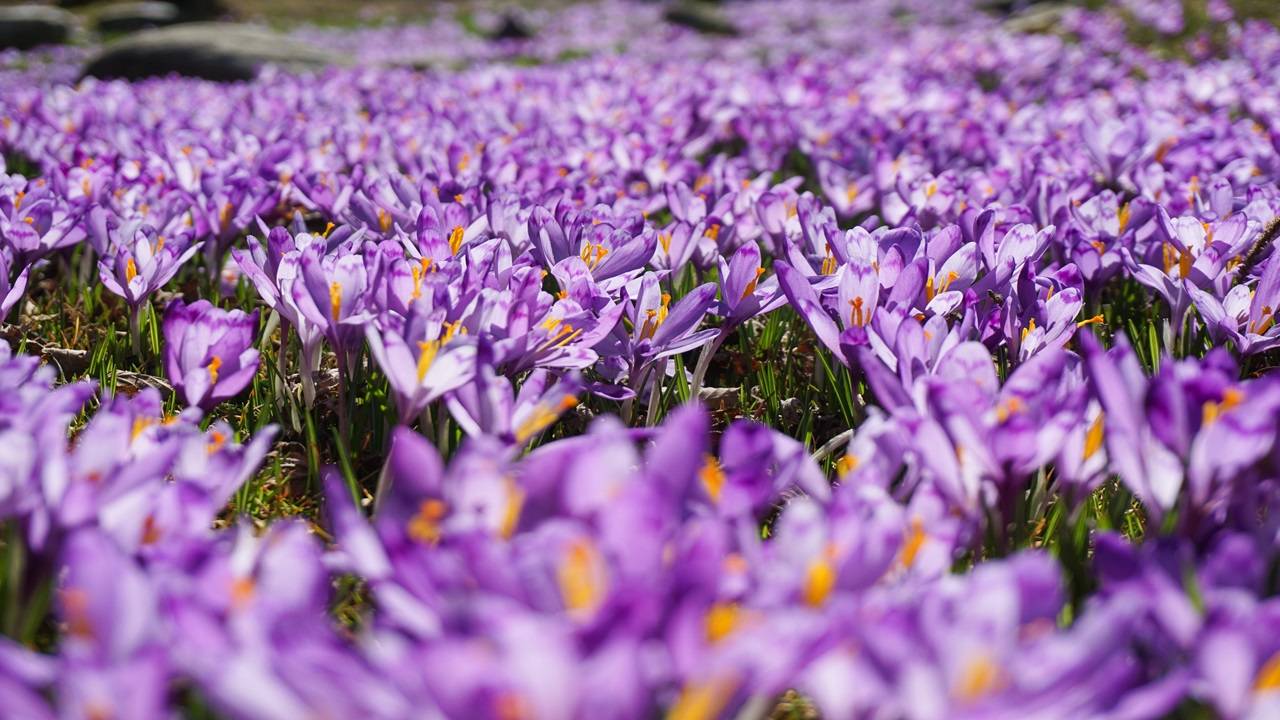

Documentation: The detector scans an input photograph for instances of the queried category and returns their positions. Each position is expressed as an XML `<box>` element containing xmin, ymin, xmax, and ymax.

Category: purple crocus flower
<box><xmin>162</xmin><ymin>299</ymin><xmax>261</xmax><ymax>411</ymax></box>
<box><xmin>98</xmin><ymin>226</ymin><xmax>201</xmax><ymax>311</ymax></box>
<box><xmin>690</xmin><ymin>242</ymin><xmax>784</xmax><ymax>395</ymax></box>
<box><xmin>0</xmin><ymin>245</ymin><xmax>29</xmax><ymax>322</ymax></box>
<box><xmin>290</xmin><ymin>241</ymin><xmax>372</xmax><ymax>375</ymax></box>
<box><xmin>1080</xmin><ymin>332</ymin><xmax>1183</xmax><ymax>514</ymax></box>
<box><xmin>364</xmin><ymin>310</ymin><xmax>478</xmax><ymax>425</ymax></box>
<box><xmin>1191</xmin><ymin>250</ymin><xmax>1280</xmax><ymax>354</ymax></box>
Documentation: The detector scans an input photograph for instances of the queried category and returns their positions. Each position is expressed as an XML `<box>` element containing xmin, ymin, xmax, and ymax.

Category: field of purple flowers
<box><xmin>3</xmin><ymin>0</ymin><xmax>1280</xmax><ymax>718</ymax></box>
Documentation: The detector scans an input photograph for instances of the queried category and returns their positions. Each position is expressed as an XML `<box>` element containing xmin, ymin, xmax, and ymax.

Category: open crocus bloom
<box><xmin>163</xmin><ymin>299</ymin><xmax>261</xmax><ymax>411</ymax></box>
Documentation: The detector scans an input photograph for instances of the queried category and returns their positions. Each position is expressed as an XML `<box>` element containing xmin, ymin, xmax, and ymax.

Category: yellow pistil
<box><xmin>1202</xmin><ymin>387</ymin><xmax>1243</xmax><ymax>426</ymax></box>
<box><xmin>995</xmin><ymin>396</ymin><xmax>1023</xmax><ymax>423</ymax></box>
<box><xmin>80</xmin><ymin>177</ymin><xmax>91</xmax><ymax>197</ymax></box>
<box><xmin>704</xmin><ymin>223</ymin><xmax>721</xmax><ymax>241</ymax></box>
<box><xmin>845</xmin><ymin>181</ymin><xmax>859</xmax><ymax>204</ymax></box>
<box><xmin>328</xmin><ymin>281</ymin><xmax>342</xmax><ymax>321</ymax></box>
<box><xmin>848</xmin><ymin>296</ymin><xmax>867</xmax><ymax>327</ymax></box>
<box><xmin>453</xmin><ymin>193</ymin><xmax>465</xmax><ymax>204</ymax></box>
<box><xmin>321</xmin><ymin>222</ymin><xmax>336</xmax><ymax>238</ymax></box>
<box><xmin>409</xmin><ymin>259</ymin><xmax>432</xmax><ymax>299</ymax></box>
<box><xmin>493</xmin><ymin>692</ymin><xmax>529</xmax><ymax>720</ymax></box>
<box><xmin>125</xmin><ymin>258</ymin><xmax>138</xmax><ymax>284</ymax></box>
<box><xmin>514</xmin><ymin>395</ymin><xmax>579</xmax><ymax>442</ymax></box>
<box><xmin>579</xmin><ymin>242</ymin><xmax>610</xmax><ymax>270</ymax></box>
<box><xmin>926</xmin><ymin>270</ymin><xmax>959</xmax><ymax>302</ymax></box>
<box><xmin>61</xmin><ymin>588</ymin><xmax>94</xmax><ymax>639</ymax></box>
<box><xmin>803</xmin><ymin>549</ymin><xmax>837</xmax><ymax>607</ymax></box>
<box><xmin>1162</xmin><ymin>244</ymin><xmax>1179</xmax><ymax>275</ymax></box>
<box><xmin>449</xmin><ymin>225</ymin><xmax>465</xmax><ymax>255</ymax></box>
<box><xmin>536</xmin><ymin>322</ymin><xmax>580</xmax><ymax>353</ymax></box>
<box><xmin>557</xmin><ymin>538</ymin><xmax>605</xmax><ymax>615</ymax></box>
<box><xmin>1179</xmin><ymin>247</ymin><xmax>1193</xmax><ymax>279</ymax></box>
<box><xmin>1020</xmin><ymin>318</ymin><xmax>1037</xmax><ymax>344</ymax></box>
<box><xmin>666</xmin><ymin>678</ymin><xmax>736</xmax><ymax>720</ymax></box>
<box><xmin>140</xmin><ymin>515</ymin><xmax>162</xmax><ymax>546</ymax></box>
<box><xmin>130</xmin><ymin>416</ymin><xmax>155</xmax><ymax>443</ymax></box>
<box><xmin>1117</xmin><ymin>202</ymin><xmax>1131</xmax><ymax>234</ymax></box>
<box><xmin>1254</xmin><ymin>651</ymin><xmax>1280</xmax><ymax>691</ymax></box>
<box><xmin>900</xmin><ymin>517</ymin><xmax>927</xmax><ymax>569</ymax></box>
<box><xmin>207</xmin><ymin>355</ymin><xmax>222</xmax><ymax>385</ymax></box>
<box><xmin>457</xmin><ymin>152</ymin><xmax>470</xmax><ymax>172</ymax></box>
<box><xmin>658</xmin><ymin>233</ymin><xmax>672</xmax><ymax>254</ymax></box>
<box><xmin>416</xmin><ymin>340</ymin><xmax>440</xmax><ymax>383</ymax></box>
<box><xmin>407</xmin><ymin>499</ymin><xmax>447</xmax><ymax>544</ymax></box>
<box><xmin>377</xmin><ymin>208</ymin><xmax>392</xmax><ymax>233</ymax></box>
<box><xmin>1083</xmin><ymin>413</ymin><xmax>1105</xmax><ymax>461</ymax></box>
<box><xmin>639</xmin><ymin>294</ymin><xmax>672</xmax><ymax>340</ymax></box>
<box><xmin>943</xmin><ymin>270</ymin><xmax>959</xmax><ymax>293</ymax></box>
<box><xmin>1252</xmin><ymin>306</ymin><xmax>1275</xmax><ymax>335</ymax></box>
<box><xmin>499</xmin><ymin>478</ymin><xmax>524</xmax><ymax>539</ymax></box>
<box><xmin>1077</xmin><ymin>314</ymin><xmax>1105</xmax><ymax>328</ymax></box>
<box><xmin>705</xmin><ymin>602</ymin><xmax>740</xmax><ymax>643</ymax></box>
<box><xmin>820</xmin><ymin>245</ymin><xmax>837</xmax><ymax>275</ymax></box>
<box><xmin>219</xmin><ymin>201</ymin><xmax>233</xmax><ymax>228</ymax></box>
<box><xmin>955</xmin><ymin>655</ymin><xmax>1001</xmax><ymax>702</ymax></box>
<box><xmin>207</xmin><ymin>430</ymin><xmax>227</xmax><ymax>454</ymax></box>
<box><xmin>741</xmin><ymin>267</ymin><xmax>765</xmax><ymax>300</ymax></box>
<box><xmin>230</xmin><ymin>576</ymin><xmax>255</xmax><ymax>610</ymax></box>
<box><xmin>835</xmin><ymin>454</ymin><xmax>859</xmax><ymax>476</ymax></box>
<box><xmin>925</xmin><ymin>180</ymin><xmax>938</xmax><ymax>199</ymax></box>
<box><xmin>699</xmin><ymin>455</ymin><xmax>725</xmax><ymax>503</ymax></box>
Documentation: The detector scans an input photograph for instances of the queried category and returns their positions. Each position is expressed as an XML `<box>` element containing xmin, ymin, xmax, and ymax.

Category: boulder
<box><xmin>663</xmin><ymin>3</ymin><xmax>739</xmax><ymax>37</ymax></box>
<box><xmin>81</xmin><ymin>22</ymin><xmax>339</xmax><ymax>82</ymax></box>
<box><xmin>487</xmin><ymin>14</ymin><xmax>534</xmax><ymax>42</ymax></box>
<box><xmin>1002</xmin><ymin>3</ymin><xmax>1071</xmax><ymax>34</ymax></box>
<box><xmin>165</xmin><ymin>0</ymin><xmax>229</xmax><ymax>21</ymax></box>
<box><xmin>0</xmin><ymin>5</ymin><xmax>75</xmax><ymax>50</ymax></box>
<box><xmin>96</xmin><ymin>2</ymin><xmax>182</xmax><ymax>35</ymax></box>
<box><xmin>63</xmin><ymin>0</ymin><xmax>229</xmax><ymax>20</ymax></box>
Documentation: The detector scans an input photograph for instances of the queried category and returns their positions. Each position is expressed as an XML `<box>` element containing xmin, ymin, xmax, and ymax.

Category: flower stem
<box><xmin>128</xmin><ymin>303</ymin><xmax>144</xmax><ymax>358</ymax></box>
<box><xmin>646</xmin><ymin>358</ymin><xmax>667</xmax><ymax>426</ymax></box>
<box><xmin>689</xmin><ymin>328</ymin><xmax>727</xmax><ymax>400</ymax></box>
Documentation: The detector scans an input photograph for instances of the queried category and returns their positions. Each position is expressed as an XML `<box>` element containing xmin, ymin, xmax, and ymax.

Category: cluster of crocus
<box><xmin>2</xmin><ymin>0</ymin><xmax>1280</xmax><ymax>717</ymax></box>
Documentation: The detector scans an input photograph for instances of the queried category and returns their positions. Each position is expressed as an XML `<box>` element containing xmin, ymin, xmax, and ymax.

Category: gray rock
<box><xmin>487</xmin><ymin>14</ymin><xmax>534</xmax><ymax>41</ymax></box>
<box><xmin>96</xmin><ymin>2</ymin><xmax>181</xmax><ymax>35</ymax></box>
<box><xmin>165</xmin><ymin>0</ymin><xmax>229</xmax><ymax>21</ymax></box>
<box><xmin>663</xmin><ymin>3</ymin><xmax>739</xmax><ymax>37</ymax></box>
<box><xmin>81</xmin><ymin>22</ymin><xmax>340</xmax><ymax>82</ymax></box>
<box><xmin>64</xmin><ymin>0</ymin><xmax>229</xmax><ymax>20</ymax></box>
<box><xmin>0</xmin><ymin>5</ymin><xmax>75</xmax><ymax>50</ymax></box>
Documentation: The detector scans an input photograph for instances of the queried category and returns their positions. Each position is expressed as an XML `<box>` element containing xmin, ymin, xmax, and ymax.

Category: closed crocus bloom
<box><xmin>162</xmin><ymin>299</ymin><xmax>260</xmax><ymax>411</ymax></box>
